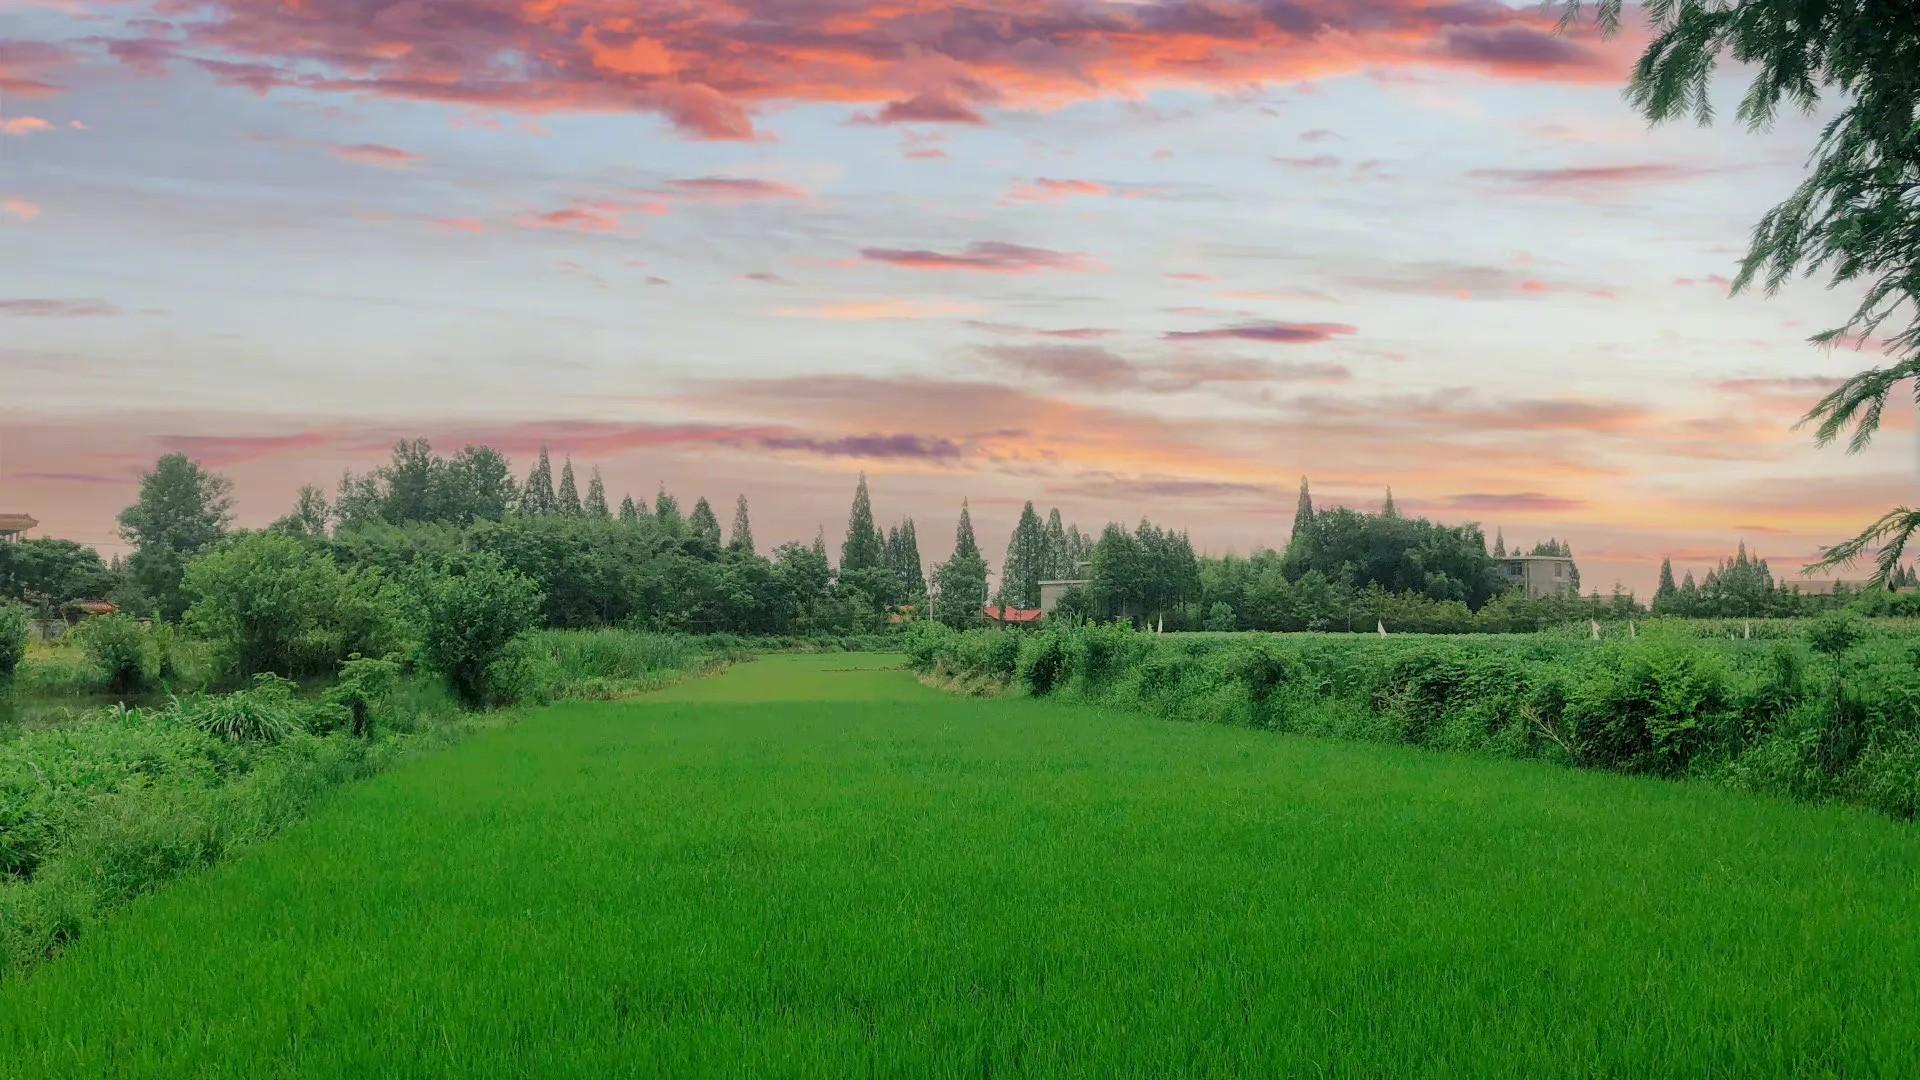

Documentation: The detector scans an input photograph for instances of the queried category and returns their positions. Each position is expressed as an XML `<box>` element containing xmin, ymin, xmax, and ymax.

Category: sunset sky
<box><xmin>3</xmin><ymin>0</ymin><xmax>1912</xmax><ymax>594</ymax></box>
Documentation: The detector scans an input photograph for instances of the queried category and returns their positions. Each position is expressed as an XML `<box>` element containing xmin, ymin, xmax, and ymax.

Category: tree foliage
<box><xmin>117</xmin><ymin>453</ymin><xmax>234</xmax><ymax>620</ymax></box>
<box><xmin>1568</xmin><ymin>0</ymin><xmax>1920</xmax><ymax>584</ymax></box>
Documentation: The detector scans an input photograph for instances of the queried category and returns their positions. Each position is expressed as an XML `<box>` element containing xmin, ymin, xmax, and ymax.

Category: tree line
<box><xmin>6</xmin><ymin>450</ymin><xmax>1916</xmax><ymax>638</ymax></box>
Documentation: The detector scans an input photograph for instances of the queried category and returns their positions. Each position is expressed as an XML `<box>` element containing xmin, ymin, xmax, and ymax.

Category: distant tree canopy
<box><xmin>31</xmin><ymin>444</ymin><xmax>1920</xmax><ymax>638</ymax></box>
<box><xmin>0</xmin><ymin>538</ymin><xmax>117</xmax><ymax>616</ymax></box>
<box><xmin>1281</xmin><ymin>506</ymin><xmax>1504</xmax><ymax>609</ymax></box>
<box><xmin>1085</xmin><ymin>520</ymin><xmax>1201</xmax><ymax>626</ymax></box>
<box><xmin>336</xmin><ymin>440</ymin><xmax>517</xmax><ymax>530</ymax></box>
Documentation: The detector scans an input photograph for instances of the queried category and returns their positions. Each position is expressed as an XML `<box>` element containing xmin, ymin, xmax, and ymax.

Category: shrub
<box><xmin>173</xmin><ymin>674</ymin><xmax>309</xmax><ymax>743</ymax></box>
<box><xmin>0</xmin><ymin>604</ymin><xmax>28</xmax><ymax>682</ymax></box>
<box><xmin>412</xmin><ymin>554</ymin><xmax>544</xmax><ymax>706</ymax></box>
<box><xmin>184</xmin><ymin>533</ymin><xmax>407</xmax><ymax>680</ymax></box>
<box><xmin>914</xmin><ymin>624</ymin><xmax>1920</xmax><ymax>819</ymax></box>
<box><xmin>71</xmin><ymin>615</ymin><xmax>160</xmax><ymax>693</ymax></box>
<box><xmin>321</xmin><ymin>655</ymin><xmax>405</xmax><ymax>737</ymax></box>
<box><xmin>1016</xmin><ymin>628</ymin><xmax>1070</xmax><ymax>696</ymax></box>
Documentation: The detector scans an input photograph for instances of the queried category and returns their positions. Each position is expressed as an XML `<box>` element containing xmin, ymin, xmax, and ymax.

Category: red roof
<box><xmin>982</xmin><ymin>604</ymin><xmax>1043</xmax><ymax>624</ymax></box>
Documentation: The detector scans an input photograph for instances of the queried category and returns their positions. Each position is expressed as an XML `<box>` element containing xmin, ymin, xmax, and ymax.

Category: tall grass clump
<box><xmin>497</xmin><ymin>629</ymin><xmax>752</xmax><ymax>704</ymax></box>
<box><xmin>909</xmin><ymin>622</ymin><xmax>1920</xmax><ymax>820</ymax></box>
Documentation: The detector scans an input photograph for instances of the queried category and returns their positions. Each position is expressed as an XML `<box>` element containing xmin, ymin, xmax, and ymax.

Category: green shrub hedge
<box><xmin>910</xmin><ymin>624</ymin><xmax>1920</xmax><ymax>820</ymax></box>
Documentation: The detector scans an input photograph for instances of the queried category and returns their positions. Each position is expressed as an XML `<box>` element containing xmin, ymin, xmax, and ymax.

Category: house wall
<box><xmin>1038</xmin><ymin>579</ymin><xmax>1087</xmax><ymax>615</ymax></box>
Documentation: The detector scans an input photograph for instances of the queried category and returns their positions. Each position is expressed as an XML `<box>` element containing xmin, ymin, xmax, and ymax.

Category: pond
<box><xmin>0</xmin><ymin>690</ymin><xmax>167</xmax><ymax>739</ymax></box>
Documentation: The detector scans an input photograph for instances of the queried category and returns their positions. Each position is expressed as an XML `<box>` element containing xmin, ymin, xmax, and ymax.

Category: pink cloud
<box><xmin>2</xmin><ymin>197</ymin><xmax>43</xmax><ymax>220</ymax></box>
<box><xmin>429</xmin><ymin>217</ymin><xmax>488</xmax><ymax>233</ymax></box>
<box><xmin>515</xmin><ymin>197</ymin><xmax>666</xmax><ymax>233</ymax></box>
<box><xmin>0</xmin><ymin>298</ymin><xmax>119</xmax><ymax>317</ymax></box>
<box><xmin>153</xmin><ymin>431</ymin><xmax>338</xmax><ymax>466</ymax></box>
<box><xmin>1163</xmin><ymin>321</ymin><xmax>1357</xmax><ymax>344</ymax></box>
<box><xmin>1</xmin><ymin>116</ymin><xmax>53</xmax><ymax>136</ymax></box>
<box><xmin>1469</xmin><ymin>162</ymin><xmax>1714</xmax><ymax>194</ymax></box>
<box><xmin>1005</xmin><ymin>178</ymin><xmax>1110</xmax><ymax>203</ymax></box>
<box><xmin>326</xmin><ymin>142</ymin><xmax>424</xmax><ymax>168</ymax></box>
<box><xmin>664</xmin><ymin>176</ymin><xmax>808</xmax><ymax>202</ymax></box>
<box><xmin>65</xmin><ymin>0</ymin><xmax>1628</xmax><ymax>143</ymax></box>
<box><xmin>1674</xmin><ymin>274</ymin><xmax>1733</xmax><ymax>288</ymax></box>
<box><xmin>0</xmin><ymin>40</ymin><xmax>70</xmax><ymax>97</ymax></box>
<box><xmin>855</xmin><ymin>91</ymin><xmax>986</xmax><ymax>126</ymax></box>
<box><xmin>860</xmin><ymin>241</ymin><xmax>1092</xmax><ymax>274</ymax></box>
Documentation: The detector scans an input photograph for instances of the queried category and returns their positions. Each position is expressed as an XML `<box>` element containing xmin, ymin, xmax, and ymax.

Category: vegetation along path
<box><xmin>5</xmin><ymin>653</ymin><xmax>1919</xmax><ymax>1076</ymax></box>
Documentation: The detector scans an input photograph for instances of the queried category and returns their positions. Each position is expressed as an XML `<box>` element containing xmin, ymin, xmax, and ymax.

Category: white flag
<box><xmin>1591</xmin><ymin>620</ymin><xmax>1601</xmax><ymax>640</ymax></box>
<box><xmin>1377</xmin><ymin>620</ymin><xmax>1387</xmax><ymax>637</ymax></box>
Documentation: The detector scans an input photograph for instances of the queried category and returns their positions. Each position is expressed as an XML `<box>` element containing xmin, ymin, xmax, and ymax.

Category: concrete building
<box><xmin>1038</xmin><ymin>577</ymin><xmax>1089</xmax><ymax>615</ymax></box>
<box><xmin>0</xmin><ymin>513</ymin><xmax>37</xmax><ymax>543</ymax></box>
<box><xmin>1497</xmin><ymin>554</ymin><xmax>1576</xmax><ymax>598</ymax></box>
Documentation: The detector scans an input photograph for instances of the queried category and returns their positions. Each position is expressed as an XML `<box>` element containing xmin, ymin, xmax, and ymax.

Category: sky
<box><xmin>2</xmin><ymin>0</ymin><xmax>1914</xmax><ymax>595</ymax></box>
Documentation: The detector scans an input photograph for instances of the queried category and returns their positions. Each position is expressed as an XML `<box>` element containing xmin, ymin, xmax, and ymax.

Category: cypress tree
<box><xmin>1492</xmin><ymin>529</ymin><xmax>1506</xmax><ymax>558</ymax></box>
<box><xmin>555</xmin><ymin>458</ymin><xmax>583</xmax><ymax>516</ymax></box>
<box><xmin>811</xmin><ymin>527</ymin><xmax>829</xmax><ymax>567</ymax></box>
<box><xmin>655</xmin><ymin>486</ymin><xmax>683</xmax><ymax>534</ymax></box>
<box><xmin>841</xmin><ymin>473</ymin><xmax>886</xmax><ymax>573</ymax></box>
<box><xmin>584</xmin><ymin>467</ymin><xmax>610</xmax><ymax>518</ymax></box>
<box><xmin>728</xmin><ymin>495</ymin><xmax>755</xmax><ymax>554</ymax></box>
<box><xmin>1381</xmin><ymin>486</ymin><xmax>1397</xmax><ymax>518</ymax></box>
<box><xmin>999</xmin><ymin>501</ymin><xmax>1046</xmax><ymax>608</ymax></box>
<box><xmin>1043</xmin><ymin>508</ymin><xmax>1069</xmax><ymax>579</ymax></box>
<box><xmin>1291</xmin><ymin>476</ymin><xmax>1315</xmax><ymax>542</ymax></box>
<box><xmin>953</xmin><ymin>499</ymin><xmax>981</xmax><ymax>561</ymax></box>
<box><xmin>618</xmin><ymin>495</ymin><xmax>639</xmax><ymax>525</ymax></box>
<box><xmin>521</xmin><ymin>446</ymin><xmax>555</xmax><ymax>516</ymax></box>
<box><xmin>1655</xmin><ymin>557</ymin><xmax>1678</xmax><ymax>605</ymax></box>
<box><xmin>935</xmin><ymin>500</ymin><xmax>988</xmax><ymax>625</ymax></box>
<box><xmin>689</xmin><ymin>496</ymin><xmax>723</xmax><ymax>547</ymax></box>
<box><xmin>894</xmin><ymin>518</ymin><xmax>926</xmax><ymax>598</ymax></box>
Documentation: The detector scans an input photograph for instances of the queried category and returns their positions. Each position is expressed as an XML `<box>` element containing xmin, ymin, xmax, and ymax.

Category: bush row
<box><xmin>906</xmin><ymin>621</ymin><xmax>1920</xmax><ymax>820</ymax></box>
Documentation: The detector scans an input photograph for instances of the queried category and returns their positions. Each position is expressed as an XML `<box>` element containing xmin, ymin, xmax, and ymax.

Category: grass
<box><xmin>4</xmin><ymin>653</ymin><xmax>1919</xmax><ymax>1075</ymax></box>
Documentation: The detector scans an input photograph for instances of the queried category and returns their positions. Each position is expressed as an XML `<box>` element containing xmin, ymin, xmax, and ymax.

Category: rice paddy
<box><xmin>4</xmin><ymin>652</ymin><xmax>1917</xmax><ymax>1076</ymax></box>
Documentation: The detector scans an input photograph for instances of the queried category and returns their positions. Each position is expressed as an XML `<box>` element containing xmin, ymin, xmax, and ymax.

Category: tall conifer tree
<box><xmin>521</xmin><ymin>446</ymin><xmax>556</xmax><ymax>516</ymax></box>
<box><xmin>841</xmin><ymin>473</ymin><xmax>886</xmax><ymax>573</ymax></box>
<box><xmin>728</xmin><ymin>495</ymin><xmax>755</xmax><ymax>555</ymax></box>
<box><xmin>689</xmin><ymin>497</ymin><xmax>723</xmax><ymax>547</ymax></box>
<box><xmin>555</xmin><ymin>458</ymin><xmax>583</xmax><ymax>516</ymax></box>
<box><xmin>655</xmin><ymin>486</ymin><xmax>683</xmax><ymax>534</ymax></box>
<box><xmin>584</xmin><ymin>467</ymin><xmax>610</xmax><ymax>518</ymax></box>
<box><xmin>1291</xmin><ymin>476</ymin><xmax>1315</xmax><ymax>542</ymax></box>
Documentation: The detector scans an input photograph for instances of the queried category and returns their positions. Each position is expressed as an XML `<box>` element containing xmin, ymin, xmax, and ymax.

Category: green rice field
<box><xmin>4</xmin><ymin>652</ymin><xmax>1918</xmax><ymax>1076</ymax></box>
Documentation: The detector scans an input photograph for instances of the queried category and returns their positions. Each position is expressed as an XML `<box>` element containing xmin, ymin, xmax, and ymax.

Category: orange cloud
<box><xmin>1</xmin><ymin>116</ymin><xmax>53</xmax><ymax>136</ymax></box>
<box><xmin>2</xmin><ymin>197</ymin><xmax>41</xmax><ymax>220</ymax></box>
<box><xmin>64</xmin><ymin>0</ymin><xmax>1634</xmax><ymax>141</ymax></box>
